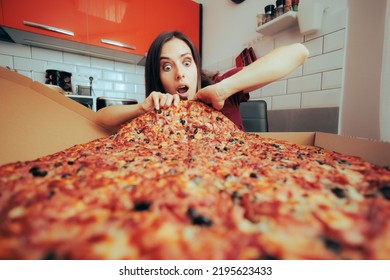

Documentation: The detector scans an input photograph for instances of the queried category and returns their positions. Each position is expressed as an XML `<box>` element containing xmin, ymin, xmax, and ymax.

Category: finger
<box><xmin>152</xmin><ymin>93</ymin><xmax>160</xmax><ymax>110</ymax></box>
<box><xmin>173</xmin><ymin>94</ymin><xmax>180</xmax><ymax>106</ymax></box>
<box><xmin>165</xmin><ymin>94</ymin><xmax>174</xmax><ymax>107</ymax></box>
<box><xmin>159</xmin><ymin>94</ymin><xmax>169</xmax><ymax>108</ymax></box>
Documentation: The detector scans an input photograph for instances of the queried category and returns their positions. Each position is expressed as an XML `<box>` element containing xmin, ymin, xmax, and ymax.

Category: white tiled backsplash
<box><xmin>1</xmin><ymin>8</ymin><xmax>347</xmax><ymax>111</ymax></box>
<box><xmin>204</xmin><ymin>8</ymin><xmax>347</xmax><ymax>111</ymax></box>
<box><xmin>0</xmin><ymin>41</ymin><xmax>146</xmax><ymax>103</ymax></box>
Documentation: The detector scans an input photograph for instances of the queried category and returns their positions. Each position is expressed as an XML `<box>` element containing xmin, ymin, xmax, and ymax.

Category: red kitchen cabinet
<box><xmin>87</xmin><ymin>0</ymin><xmax>146</xmax><ymax>56</ymax></box>
<box><xmin>0</xmin><ymin>1</ymin><xmax>4</xmax><ymax>25</ymax></box>
<box><xmin>1</xmin><ymin>0</ymin><xmax>88</xmax><ymax>43</ymax></box>
<box><xmin>144</xmin><ymin>0</ymin><xmax>201</xmax><ymax>53</ymax></box>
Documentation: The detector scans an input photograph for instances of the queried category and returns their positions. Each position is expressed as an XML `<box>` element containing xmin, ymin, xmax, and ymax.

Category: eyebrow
<box><xmin>160</xmin><ymin>52</ymin><xmax>192</xmax><ymax>61</ymax></box>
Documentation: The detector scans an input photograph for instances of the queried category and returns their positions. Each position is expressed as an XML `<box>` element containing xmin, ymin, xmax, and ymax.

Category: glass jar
<box><xmin>292</xmin><ymin>0</ymin><xmax>299</xmax><ymax>11</ymax></box>
<box><xmin>284</xmin><ymin>0</ymin><xmax>292</xmax><ymax>13</ymax></box>
<box><xmin>275</xmin><ymin>0</ymin><xmax>284</xmax><ymax>17</ymax></box>
<box><xmin>264</xmin><ymin>4</ymin><xmax>275</xmax><ymax>23</ymax></box>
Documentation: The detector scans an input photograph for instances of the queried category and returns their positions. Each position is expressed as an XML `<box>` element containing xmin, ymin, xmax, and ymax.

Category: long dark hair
<box><xmin>145</xmin><ymin>31</ymin><xmax>213</xmax><ymax>97</ymax></box>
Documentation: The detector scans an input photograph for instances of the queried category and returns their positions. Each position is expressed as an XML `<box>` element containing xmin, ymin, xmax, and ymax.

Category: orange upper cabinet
<box><xmin>144</xmin><ymin>0</ymin><xmax>200</xmax><ymax>53</ymax></box>
<box><xmin>1</xmin><ymin>0</ymin><xmax>88</xmax><ymax>42</ymax></box>
<box><xmin>87</xmin><ymin>0</ymin><xmax>146</xmax><ymax>56</ymax></box>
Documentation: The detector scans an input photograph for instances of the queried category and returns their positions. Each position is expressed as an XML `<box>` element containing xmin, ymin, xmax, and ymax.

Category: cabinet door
<box><xmin>87</xmin><ymin>0</ymin><xmax>145</xmax><ymax>56</ymax></box>
<box><xmin>145</xmin><ymin>0</ymin><xmax>200</xmax><ymax>53</ymax></box>
<box><xmin>1</xmin><ymin>0</ymin><xmax>88</xmax><ymax>42</ymax></box>
<box><xmin>0</xmin><ymin>1</ymin><xmax>4</xmax><ymax>25</ymax></box>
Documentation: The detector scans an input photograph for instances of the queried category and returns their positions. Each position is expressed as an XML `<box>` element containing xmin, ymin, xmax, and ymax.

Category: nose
<box><xmin>175</xmin><ymin>65</ymin><xmax>185</xmax><ymax>80</ymax></box>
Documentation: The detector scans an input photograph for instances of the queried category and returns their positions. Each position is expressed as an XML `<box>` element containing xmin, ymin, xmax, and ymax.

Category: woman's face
<box><xmin>159</xmin><ymin>38</ymin><xmax>198</xmax><ymax>100</ymax></box>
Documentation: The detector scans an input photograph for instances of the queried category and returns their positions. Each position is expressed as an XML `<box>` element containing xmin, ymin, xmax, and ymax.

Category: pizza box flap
<box><xmin>257</xmin><ymin>132</ymin><xmax>390</xmax><ymax>168</ymax></box>
<box><xmin>0</xmin><ymin>67</ymin><xmax>111</xmax><ymax>166</ymax></box>
<box><xmin>314</xmin><ymin>132</ymin><xmax>390</xmax><ymax>168</ymax></box>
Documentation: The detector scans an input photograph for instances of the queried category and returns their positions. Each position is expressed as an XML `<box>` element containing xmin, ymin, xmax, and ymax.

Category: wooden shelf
<box><xmin>256</xmin><ymin>11</ymin><xmax>298</xmax><ymax>36</ymax></box>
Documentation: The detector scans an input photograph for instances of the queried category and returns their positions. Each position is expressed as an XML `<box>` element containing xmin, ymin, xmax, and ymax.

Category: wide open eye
<box><xmin>184</xmin><ymin>60</ymin><xmax>192</xmax><ymax>67</ymax></box>
<box><xmin>162</xmin><ymin>64</ymin><xmax>172</xmax><ymax>72</ymax></box>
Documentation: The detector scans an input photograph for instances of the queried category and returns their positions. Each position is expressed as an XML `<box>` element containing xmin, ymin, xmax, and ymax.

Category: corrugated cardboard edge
<box><xmin>314</xmin><ymin>132</ymin><xmax>390</xmax><ymax>168</ymax></box>
<box><xmin>255</xmin><ymin>131</ymin><xmax>390</xmax><ymax>168</ymax></box>
<box><xmin>255</xmin><ymin>132</ymin><xmax>316</xmax><ymax>146</ymax></box>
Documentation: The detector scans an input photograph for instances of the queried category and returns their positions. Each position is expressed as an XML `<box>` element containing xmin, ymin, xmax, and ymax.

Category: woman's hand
<box><xmin>141</xmin><ymin>91</ymin><xmax>180</xmax><ymax>112</ymax></box>
<box><xmin>191</xmin><ymin>83</ymin><xmax>226</xmax><ymax>110</ymax></box>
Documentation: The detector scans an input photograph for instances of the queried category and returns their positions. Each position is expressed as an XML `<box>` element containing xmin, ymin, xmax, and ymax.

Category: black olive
<box><xmin>259</xmin><ymin>253</ymin><xmax>279</xmax><ymax>260</ymax></box>
<box><xmin>76</xmin><ymin>165</ymin><xmax>88</xmax><ymax>173</ymax></box>
<box><xmin>331</xmin><ymin>187</ymin><xmax>347</xmax><ymax>199</ymax></box>
<box><xmin>216</xmin><ymin>116</ymin><xmax>223</xmax><ymax>121</ymax></box>
<box><xmin>29</xmin><ymin>166</ymin><xmax>47</xmax><ymax>177</ymax></box>
<box><xmin>194</xmin><ymin>128</ymin><xmax>199</xmax><ymax>134</ymax></box>
<box><xmin>379</xmin><ymin>186</ymin><xmax>390</xmax><ymax>200</ymax></box>
<box><xmin>180</xmin><ymin>119</ymin><xmax>186</xmax><ymax>125</ymax></box>
<box><xmin>47</xmin><ymin>190</ymin><xmax>56</xmax><ymax>200</ymax></box>
<box><xmin>321</xmin><ymin>236</ymin><xmax>342</xmax><ymax>254</ymax></box>
<box><xmin>133</xmin><ymin>201</ymin><xmax>151</xmax><ymax>211</ymax></box>
<box><xmin>250</xmin><ymin>173</ymin><xmax>258</xmax><ymax>178</ymax></box>
<box><xmin>42</xmin><ymin>250</ymin><xmax>59</xmax><ymax>260</ymax></box>
<box><xmin>230</xmin><ymin>191</ymin><xmax>242</xmax><ymax>202</ymax></box>
<box><xmin>187</xmin><ymin>207</ymin><xmax>212</xmax><ymax>227</ymax></box>
<box><xmin>62</xmin><ymin>173</ymin><xmax>71</xmax><ymax>178</ymax></box>
<box><xmin>292</xmin><ymin>164</ymin><xmax>300</xmax><ymax>170</ymax></box>
<box><xmin>336</xmin><ymin>159</ymin><xmax>350</xmax><ymax>165</ymax></box>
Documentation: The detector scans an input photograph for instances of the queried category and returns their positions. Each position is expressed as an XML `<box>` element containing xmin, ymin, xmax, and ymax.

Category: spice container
<box><xmin>284</xmin><ymin>0</ymin><xmax>292</xmax><ymax>13</ymax></box>
<box><xmin>275</xmin><ymin>0</ymin><xmax>284</xmax><ymax>17</ymax></box>
<box><xmin>264</xmin><ymin>4</ymin><xmax>275</xmax><ymax>23</ymax></box>
<box><xmin>292</xmin><ymin>0</ymin><xmax>299</xmax><ymax>11</ymax></box>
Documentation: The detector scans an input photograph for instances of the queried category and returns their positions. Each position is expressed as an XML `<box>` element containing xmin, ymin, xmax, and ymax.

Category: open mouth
<box><xmin>176</xmin><ymin>85</ymin><xmax>189</xmax><ymax>95</ymax></box>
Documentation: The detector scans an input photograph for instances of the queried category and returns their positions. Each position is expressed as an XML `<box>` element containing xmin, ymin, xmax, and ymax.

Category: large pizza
<box><xmin>0</xmin><ymin>101</ymin><xmax>389</xmax><ymax>260</ymax></box>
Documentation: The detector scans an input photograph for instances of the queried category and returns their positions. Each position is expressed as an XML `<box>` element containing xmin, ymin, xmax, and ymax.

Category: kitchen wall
<box><xmin>201</xmin><ymin>0</ymin><xmax>348</xmax><ymax>134</ymax></box>
<box><xmin>0</xmin><ymin>40</ymin><xmax>146</xmax><ymax>103</ymax></box>
<box><xmin>200</xmin><ymin>0</ymin><xmax>389</xmax><ymax>141</ymax></box>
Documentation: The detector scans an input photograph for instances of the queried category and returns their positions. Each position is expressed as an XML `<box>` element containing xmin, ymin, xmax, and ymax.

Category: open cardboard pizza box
<box><xmin>1</xmin><ymin>66</ymin><xmax>390</xmax><ymax>168</ymax></box>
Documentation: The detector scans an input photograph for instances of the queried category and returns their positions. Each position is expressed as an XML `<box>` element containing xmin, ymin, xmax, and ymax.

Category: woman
<box><xmin>95</xmin><ymin>31</ymin><xmax>309</xmax><ymax>130</ymax></box>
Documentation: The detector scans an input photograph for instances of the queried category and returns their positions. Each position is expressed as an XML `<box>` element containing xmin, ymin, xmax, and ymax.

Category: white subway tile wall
<box><xmin>0</xmin><ymin>40</ymin><xmax>146</xmax><ymax>103</ymax></box>
<box><xmin>204</xmin><ymin>8</ymin><xmax>347</xmax><ymax>111</ymax></box>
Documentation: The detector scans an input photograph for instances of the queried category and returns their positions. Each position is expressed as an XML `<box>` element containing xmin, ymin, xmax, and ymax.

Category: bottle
<box><xmin>292</xmin><ymin>0</ymin><xmax>299</xmax><ymax>11</ymax></box>
<box><xmin>264</xmin><ymin>4</ymin><xmax>275</xmax><ymax>23</ymax></box>
<box><xmin>284</xmin><ymin>0</ymin><xmax>292</xmax><ymax>13</ymax></box>
<box><xmin>275</xmin><ymin>0</ymin><xmax>284</xmax><ymax>17</ymax></box>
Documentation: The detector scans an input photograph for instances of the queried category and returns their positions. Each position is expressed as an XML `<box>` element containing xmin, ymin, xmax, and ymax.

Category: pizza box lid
<box><xmin>0</xmin><ymin>67</ymin><xmax>111</xmax><ymax>166</ymax></box>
